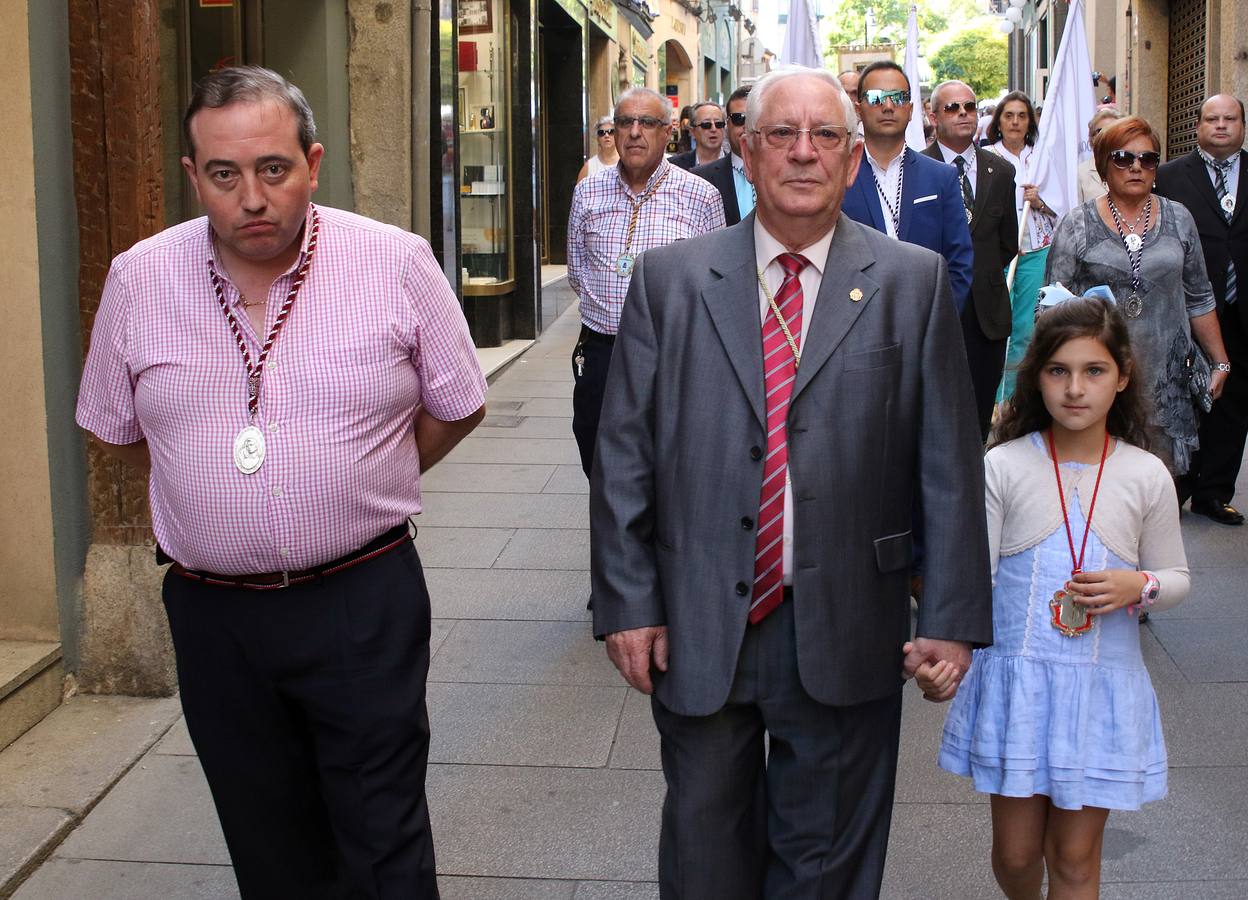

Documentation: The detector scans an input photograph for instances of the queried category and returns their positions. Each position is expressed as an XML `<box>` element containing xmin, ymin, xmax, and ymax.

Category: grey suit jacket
<box><xmin>590</xmin><ymin>214</ymin><xmax>993</xmax><ymax>717</ymax></box>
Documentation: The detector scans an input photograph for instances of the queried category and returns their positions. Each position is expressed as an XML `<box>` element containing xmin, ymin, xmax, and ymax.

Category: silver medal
<box><xmin>1124</xmin><ymin>293</ymin><xmax>1143</xmax><ymax>318</ymax></box>
<box><xmin>616</xmin><ymin>254</ymin><xmax>635</xmax><ymax>278</ymax></box>
<box><xmin>233</xmin><ymin>425</ymin><xmax>266</xmax><ymax>474</ymax></box>
<box><xmin>1124</xmin><ymin>232</ymin><xmax>1143</xmax><ymax>253</ymax></box>
<box><xmin>1222</xmin><ymin>194</ymin><xmax>1236</xmax><ymax>215</ymax></box>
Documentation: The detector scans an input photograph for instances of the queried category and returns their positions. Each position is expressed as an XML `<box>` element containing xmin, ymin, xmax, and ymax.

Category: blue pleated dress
<box><xmin>938</xmin><ymin>446</ymin><xmax>1168</xmax><ymax>811</ymax></box>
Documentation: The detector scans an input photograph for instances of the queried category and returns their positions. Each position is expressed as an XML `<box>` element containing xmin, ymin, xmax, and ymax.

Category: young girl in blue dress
<box><xmin>934</xmin><ymin>295</ymin><xmax>1190</xmax><ymax>899</ymax></box>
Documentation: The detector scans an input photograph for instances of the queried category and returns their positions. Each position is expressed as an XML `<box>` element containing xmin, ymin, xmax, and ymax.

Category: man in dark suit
<box><xmin>591</xmin><ymin>66</ymin><xmax>991</xmax><ymax>898</ymax></box>
<box><xmin>923</xmin><ymin>79</ymin><xmax>1019</xmax><ymax>439</ymax></box>
<box><xmin>669</xmin><ymin>101</ymin><xmax>727</xmax><ymax>170</ymax></box>
<box><xmin>691</xmin><ymin>86</ymin><xmax>753</xmax><ymax>226</ymax></box>
<box><xmin>1156</xmin><ymin>94</ymin><xmax>1248</xmax><ymax>525</ymax></box>
<box><xmin>841</xmin><ymin>61</ymin><xmax>973</xmax><ymax>314</ymax></box>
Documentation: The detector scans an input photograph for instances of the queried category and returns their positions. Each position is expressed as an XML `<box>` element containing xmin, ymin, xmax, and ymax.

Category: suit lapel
<box><xmin>853</xmin><ymin>155</ymin><xmax>887</xmax><ymax>233</ymax></box>
<box><xmin>1184</xmin><ymin>151</ymin><xmax>1225</xmax><ymax>221</ymax></box>
<box><xmin>703</xmin><ymin>219</ymin><xmax>766</xmax><ymax>428</ymax></box>
<box><xmin>791</xmin><ymin>218</ymin><xmax>878</xmax><ymax>402</ymax></box>
<box><xmin>898</xmin><ymin>147</ymin><xmax>918</xmax><ymax>243</ymax></box>
<box><xmin>972</xmin><ymin>149</ymin><xmax>993</xmax><ymax>233</ymax></box>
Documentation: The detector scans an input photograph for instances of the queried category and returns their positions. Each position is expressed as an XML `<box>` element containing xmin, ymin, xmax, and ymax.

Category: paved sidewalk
<box><xmin>12</xmin><ymin>284</ymin><xmax>1248</xmax><ymax>899</ymax></box>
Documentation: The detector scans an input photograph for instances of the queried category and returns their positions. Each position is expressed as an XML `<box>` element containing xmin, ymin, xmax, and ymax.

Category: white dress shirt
<box><xmin>865</xmin><ymin>147</ymin><xmax>905</xmax><ymax>238</ymax></box>
<box><xmin>936</xmin><ymin>142</ymin><xmax>976</xmax><ymax>198</ymax></box>
<box><xmin>754</xmin><ymin>218</ymin><xmax>835</xmax><ymax>583</ymax></box>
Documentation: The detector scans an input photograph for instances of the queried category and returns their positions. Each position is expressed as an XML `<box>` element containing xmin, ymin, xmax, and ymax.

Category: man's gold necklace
<box><xmin>755</xmin><ymin>269</ymin><xmax>802</xmax><ymax>368</ymax></box>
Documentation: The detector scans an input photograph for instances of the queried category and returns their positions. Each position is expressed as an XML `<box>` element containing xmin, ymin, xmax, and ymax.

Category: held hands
<box><xmin>902</xmin><ymin>638</ymin><xmax>971</xmax><ymax>703</ymax></box>
<box><xmin>606</xmin><ymin>625</ymin><xmax>669</xmax><ymax>694</ymax></box>
<box><xmin>1065</xmin><ymin>569</ymin><xmax>1148</xmax><ymax>615</ymax></box>
<box><xmin>1022</xmin><ymin>184</ymin><xmax>1047</xmax><ymax>213</ymax></box>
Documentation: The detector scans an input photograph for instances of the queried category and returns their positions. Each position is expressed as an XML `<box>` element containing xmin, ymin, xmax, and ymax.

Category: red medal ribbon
<box><xmin>1048</xmin><ymin>428</ymin><xmax>1110</xmax><ymax>576</ymax></box>
<box><xmin>208</xmin><ymin>207</ymin><xmax>321</xmax><ymax>421</ymax></box>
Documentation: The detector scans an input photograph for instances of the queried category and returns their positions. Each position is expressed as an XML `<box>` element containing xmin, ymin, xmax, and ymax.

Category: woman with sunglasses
<box><xmin>987</xmin><ymin>91</ymin><xmax>1059</xmax><ymax>403</ymax></box>
<box><xmin>1044</xmin><ymin>115</ymin><xmax>1230</xmax><ymax>474</ymax></box>
<box><xmin>576</xmin><ymin>115</ymin><xmax>620</xmax><ymax>183</ymax></box>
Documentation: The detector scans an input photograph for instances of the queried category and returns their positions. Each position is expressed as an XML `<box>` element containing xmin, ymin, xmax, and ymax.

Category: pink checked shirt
<box><xmin>77</xmin><ymin>204</ymin><xmax>487</xmax><ymax>575</ymax></box>
<box><xmin>567</xmin><ymin>160</ymin><xmax>726</xmax><ymax>334</ymax></box>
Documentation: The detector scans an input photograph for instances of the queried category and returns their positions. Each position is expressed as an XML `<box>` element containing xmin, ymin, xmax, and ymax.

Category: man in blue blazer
<box><xmin>841</xmin><ymin>61</ymin><xmax>973</xmax><ymax>314</ymax></box>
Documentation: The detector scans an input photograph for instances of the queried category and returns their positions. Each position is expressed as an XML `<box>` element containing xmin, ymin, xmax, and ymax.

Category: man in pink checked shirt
<box><xmin>75</xmin><ymin>67</ymin><xmax>485</xmax><ymax>899</ymax></box>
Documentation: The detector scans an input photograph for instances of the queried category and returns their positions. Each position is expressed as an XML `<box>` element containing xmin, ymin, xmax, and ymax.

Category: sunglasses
<box><xmin>729</xmin><ymin>112</ymin><xmax>747</xmax><ymax>126</ymax></box>
<box><xmin>695</xmin><ymin>120</ymin><xmax>726</xmax><ymax>130</ymax></box>
<box><xmin>596</xmin><ymin>128</ymin><xmax>615</xmax><ymax>137</ymax></box>
<box><xmin>863</xmin><ymin>89</ymin><xmax>911</xmax><ymax>106</ymax></box>
<box><xmin>1109</xmin><ymin>149</ymin><xmax>1161</xmax><ymax>170</ymax></box>
<box><xmin>942</xmin><ymin>101</ymin><xmax>977</xmax><ymax>114</ymax></box>
<box><xmin>614</xmin><ymin>115</ymin><xmax>667</xmax><ymax>130</ymax></box>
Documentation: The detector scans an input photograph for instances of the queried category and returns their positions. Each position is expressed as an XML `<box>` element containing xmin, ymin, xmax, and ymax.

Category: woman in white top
<box><xmin>577</xmin><ymin>115</ymin><xmax>619</xmax><ymax>183</ymax></box>
<box><xmin>987</xmin><ymin>91</ymin><xmax>1059</xmax><ymax>402</ymax></box>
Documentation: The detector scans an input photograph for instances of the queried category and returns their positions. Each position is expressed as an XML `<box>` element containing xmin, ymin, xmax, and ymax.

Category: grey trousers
<box><xmin>651</xmin><ymin>600</ymin><xmax>904</xmax><ymax>900</ymax></box>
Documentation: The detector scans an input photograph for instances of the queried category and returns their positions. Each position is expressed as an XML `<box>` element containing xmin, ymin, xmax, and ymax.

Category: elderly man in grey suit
<box><xmin>591</xmin><ymin>65</ymin><xmax>992</xmax><ymax>898</ymax></box>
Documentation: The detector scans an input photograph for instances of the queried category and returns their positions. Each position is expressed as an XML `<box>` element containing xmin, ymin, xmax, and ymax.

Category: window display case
<box><xmin>457</xmin><ymin>0</ymin><xmax>513</xmax><ymax>295</ymax></box>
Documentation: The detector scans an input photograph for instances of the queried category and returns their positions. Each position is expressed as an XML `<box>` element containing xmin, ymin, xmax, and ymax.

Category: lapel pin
<box><xmin>988</xmin><ymin>167</ymin><xmax>994</xmax><ymax>174</ymax></box>
<box><xmin>850</xmin><ymin>287</ymin><xmax>864</xmax><ymax>303</ymax></box>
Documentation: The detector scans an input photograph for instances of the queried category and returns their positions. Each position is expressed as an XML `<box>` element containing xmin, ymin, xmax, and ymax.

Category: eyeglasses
<box><xmin>596</xmin><ymin>128</ymin><xmax>615</xmax><ymax>137</ymax></box>
<box><xmin>862</xmin><ymin>89</ymin><xmax>911</xmax><ymax>106</ymax></box>
<box><xmin>753</xmin><ymin>124</ymin><xmax>848</xmax><ymax>152</ymax></box>
<box><xmin>695</xmin><ymin>120</ymin><xmax>727</xmax><ymax>130</ymax></box>
<box><xmin>942</xmin><ymin>101</ymin><xmax>977</xmax><ymax>114</ymax></box>
<box><xmin>614</xmin><ymin>115</ymin><xmax>667</xmax><ymax>130</ymax></box>
<box><xmin>729</xmin><ymin>112</ymin><xmax>747</xmax><ymax>126</ymax></box>
<box><xmin>1108</xmin><ymin>149</ymin><xmax>1161</xmax><ymax>170</ymax></box>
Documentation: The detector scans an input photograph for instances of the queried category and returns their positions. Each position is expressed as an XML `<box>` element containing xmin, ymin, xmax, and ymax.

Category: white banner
<box><xmin>903</xmin><ymin>5</ymin><xmax>926</xmax><ymax>151</ymax></box>
<box><xmin>779</xmin><ymin>0</ymin><xmax>822</xmax><ymax>69</ymax></box>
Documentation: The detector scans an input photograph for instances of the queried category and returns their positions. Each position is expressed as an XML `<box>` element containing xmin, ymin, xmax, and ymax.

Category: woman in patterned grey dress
<box><xmin>1046</xmin><ymin>116</ymin><xmax>1229</xmax><ymax>474</ymax></box>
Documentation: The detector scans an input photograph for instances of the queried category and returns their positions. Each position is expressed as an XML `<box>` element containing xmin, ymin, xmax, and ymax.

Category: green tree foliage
<box><xmin>824</xmin><ymin>0</ymin><xmax>947</xmax><ymax>49</ymax></box>
<box><xmin>929</xmin><ymin>24</ymin><xmax>1008</xmax><ymax>98</ymax></box>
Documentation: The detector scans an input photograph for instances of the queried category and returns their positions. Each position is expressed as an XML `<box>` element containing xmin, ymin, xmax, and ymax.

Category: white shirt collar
<box><xmin>866</xmin><ymin>144</ymin><xmax>905</xmax><ymax>176</ymax></box>
<box><xmin>937</xmin><ymin>142</ymin><xmax>975</xmax><ymax>168</ymax></box>
<box><xmin>731</xmin><ymin>152</ymin><xmax>745</xmax><ymax>171</ymax></box>
<box><xmin>753</xmin><ymin>217</ymin><xmax>834</xmax><ymax>277</ymax></box>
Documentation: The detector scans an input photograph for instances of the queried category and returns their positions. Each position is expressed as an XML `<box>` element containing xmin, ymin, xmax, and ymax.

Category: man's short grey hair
<box><xmin>614</xmin><ymin>87</ymin><xmax>670</xmax><ymax>120</ymax></box>
<box><xmin>183</xmin><ymin>65</ymin><xmax>316</xmax><ymax>159</ymax></box>
<box><xmin>691</xmin><ymin>101</ymin><xmax>725</xmax><ymax>123</ymax></box>
<box><xmin>1088</xmin><ymin>106</ymin><xmax>1126</xmax><ymax>132</ymax></box>
<box><xmin>930</xmin><ymin>80</ymin><xmax>976</xmax><ymax>109</ymax></box>
<box><xmin>744</xmin><ymin>65</ymin><xmax>859</xmax><ymax>146</ymax></box>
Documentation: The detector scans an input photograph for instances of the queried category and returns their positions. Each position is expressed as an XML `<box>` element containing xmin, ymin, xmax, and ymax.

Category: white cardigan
<box><xmin>985</xmin><ymin>434</ymin><xmax>1190</xmax><ymax>611</ymax></box>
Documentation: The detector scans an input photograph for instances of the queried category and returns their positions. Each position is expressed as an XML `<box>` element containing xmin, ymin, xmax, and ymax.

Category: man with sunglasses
<box><xmin>1156</xmin><ymin>94</ymin><xmax>1248</xmax><ymax>525</ymax></box>
<box><xmin>841</xmin><ymin>61</ymin><xmax>973</xmax><ymax>316</ymax></box>
<box><xmin>691</xmin><ymin>86</ymin><xmax>754</xmax><ymax>226</ymax></box>
<box><xmin>922</xmin><ymin>80</ymin><xmax>1020</xmax><ymax>439</ymax></box>
<box><xmin>591</xmin><ymin>65</ymin><xmax>989</xmax><ymax>898</ymax></box>
<box><xmin>669</xmin><ymin>101</ymin><xmax>729</xmax><ymax>170</ymax></box>
<box><xmin>567</xmin><ymin>87</ymin><xmax>725</xmax><ymax>479</ymax></box>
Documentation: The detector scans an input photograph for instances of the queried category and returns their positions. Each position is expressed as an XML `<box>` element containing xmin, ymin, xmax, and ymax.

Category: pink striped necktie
<box><xmin>750</xmin><ymin>252</ymin><xmax>809</xmax><ymax>624</ymax></box>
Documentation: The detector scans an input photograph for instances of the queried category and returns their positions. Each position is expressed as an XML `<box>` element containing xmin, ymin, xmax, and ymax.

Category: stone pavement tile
<box><xmin>894</xmin><ymin>687</ymin><xmax>986</xmax><ymax>805</ymax></box>
<box><xmin>1178</xmin><ymin>516</ymin><xmax>1246</xmax><ymax>567</ymax></box>
<box><xmin>431</xmin><ymin>619</ymin><xmax>458</xmax><ymax>663</ymax></box>
<box><xmin>880</xmin><ymin>802</ymin><xmax>998</xmax><ymax>899</ymax></box>
<box><xmin>430</xmin><ymin>684</ymin><xmax>624</xmax><ymax>767</ymax></box>
<box><xmin>1156</xmin><ymin>681</ymin><xmax>1248</xmax><ymax>767</ymax></box>
<box><xmin>428</xmin><ymin>621</ymin><xmax>618</xmax><ymax>686</ymax></box>
<box><xmin>543</xmin><ymin>466</ymin><xmax>590</xmax><ymax>494</ymax></box>
<box><xmin>428</xmin><ymin>765</ymin><xmax>663</xmax><ymax>881</ymax></box>
<box><xmin>608</xmin><ymin>690</ymin><xmax>660</xmax><ymax>771</ymax></box>
<box><xmin>1138</xmin><ymin>625</ymin><xmax>1186</xmax><ymax>688</ymax></box>
<box><xmin>0</xmin><ymin>807</ymin><xmax>72</xmax><ymax>896</ymax></box>
<box><xmin>494</xmin><ymin>529</ymin><xmax>590</xmax><ymax>571</ymax></box>
<box><xmin>422</xmin><ymin>463</ymin><xmax>557</xmax><ymax>494</ymax></box>
<box><xmin>419</xmin><ymin>493</ymin><xmax>589</xmax><ymax>530</ymax></box>
<box><xmin>439</xmin><ymin>875</ymin><xmax>575</xmax><ymax>899</ymax></box>
<box><xmin>417</xmin><ymin>527</ymin><xmax>515</xmax><ymax>568</ymax></box>
<box><xmin>12</xmin><ymin>859</ymin><xmax>239</xmax><ymax>900</ymax></box>
<box><xmin>501</xmin><ymin>359</ymin><xmax>575</xmax><ymax>379</ymax></box>
<box><xmin>488</xmin><ymin>382</ymin><xmax>575</xmax><ymax>400</ymax></box>
<box><xmin>1147</xmin><ymin>617</ymin><xmax>1248</xmax><ymax>683</ymax></box>
<box><xmin>513</xmin><ymin>397</ymin><xmax>577</xmax><ymax>416</ymax></box>
<box><xmin>446</xmin><ymin>438</ymin><xmax>582</xmax><ymax>466</ymax></box>
<box><xmin>573</xmin><ymin>881</ymin><xmax>660</xmax><ymax>899</ymax></box>
<box><xmin>475</xmin><ymin>417</ymin><xmax>576</xmax><ymax>440</ymax></box>
<box><xmin>1100</xmin><ymin>880</ymin><xmax>1248</xmax><ymax>900</ymax></box>
<box><xmin>1099</xmin><ymin>767</ymin><xmax>1248</xmax><ymax>882</ymax></box>
<box><xmin>152</xmin><ymin>718</ymin><xmax>194</xmax><ymax>756</ymax></box>
<box><xmin>426</xmin><ymin>569</ymin><xmax>591</xmax><ymax>621</ymax></box>
<box><xmin>1151</xmin><ymin>566</ymin><xmax>1248</xmax><ymax>620</ymax></box>
<box><xmin>0</xmin><ymin>695</ymin><xmax>182</xmax><ymax>811</ymax></box>
<box><xmin>54</xmin><ymin>754</ymin><xmax>229</xmax><ymax>866</ymax></box>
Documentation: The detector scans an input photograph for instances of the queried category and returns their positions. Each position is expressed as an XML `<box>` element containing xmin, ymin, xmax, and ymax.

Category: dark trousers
<box><xmin>162</xmin><ymin>540</ymin><xmax>439</xmax><ymax>900</ymax></box>
<box><xmin>961</xmin><ymin>306</ymin><xmax>1008</xmax><ymax>443</ymax></box>
<box><xmin>571</xmin><ymin>325</ymin><xmax>616</xmax><ymax>478</ymax></box>
<box><xmin>651</xmin><ymin>601</ymin><xmax>904</xmax><ymax>900</ymax></box>
<box><xmin>1180</xmin><ymin>311</ymin><xmax>1248</xmax><ymax>506</ymax></box>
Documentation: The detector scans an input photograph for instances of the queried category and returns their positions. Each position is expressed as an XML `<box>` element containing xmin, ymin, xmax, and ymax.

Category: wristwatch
<box><xmin>1139</xmin><ymin>571</ymin><xmax>1160</xmax><ymax>606</ymax></box>
<box><xmin>1214</xmin><ymin>361</ymin><xmax>1232</xmax><ymax>373</ymax></box>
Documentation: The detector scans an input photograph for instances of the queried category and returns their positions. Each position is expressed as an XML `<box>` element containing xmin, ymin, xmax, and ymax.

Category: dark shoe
<box><xmin>1138</xmin><ymin>612</ymin><xmax>1149</xmax><ymax>625</ymax></box>
<box><xmin>1191</xmin><ymin>501</ymin><xmax>1246</xmax><ymax>526</ymax></box>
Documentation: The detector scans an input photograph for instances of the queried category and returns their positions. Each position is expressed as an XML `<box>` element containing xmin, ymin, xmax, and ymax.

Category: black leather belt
<box><xmin>579</xmin><ymin>325</ymin><xmax>616</xmax><ymax>346</ymax></box>
<box><xmin>172</xmin><ymin>523</ymin><xmax>412</xmax><ymax>591</ymax></box>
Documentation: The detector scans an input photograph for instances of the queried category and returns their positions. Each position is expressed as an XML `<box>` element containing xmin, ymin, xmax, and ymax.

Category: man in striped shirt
<box><xmin>76</xmin><ymin>67</ymin><xmax>484</xmax><ymax>898</ymax></box>
<box><xmin>567</xmin><ymin>87</ymin><xmax>726</xmax><ymax>477</ymax></box>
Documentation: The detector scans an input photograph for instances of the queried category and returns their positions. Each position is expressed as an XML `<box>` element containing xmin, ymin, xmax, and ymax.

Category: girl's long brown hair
<box><xmin>991</xmin><ymin>297</ymin><xmax>1152</xmax><ymax>450</ymax></box>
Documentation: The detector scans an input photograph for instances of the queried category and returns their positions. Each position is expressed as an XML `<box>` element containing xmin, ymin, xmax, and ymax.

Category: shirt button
<box><xmin>735</xmin><ymin>581</ymin><xmax>749</xmax><ymax>596</ymax></box>
<box><xmin>268</xmin><ymin>421</ymin><xmax>279</xmax><ymax>433</ymax></box>
<box><xmin>280</xmin><ymin>547</ymin><xmax>290</xmax><ymax>559</ymax></box>
<box><xmin>272</xmin><ymin>486</ymin><xmax>283</xmax><ymax>498</ymax></box>
<box><xmin>749</xmin><ymin>446</ymin><xmax>763</xmax><ymax>461</ymax></box>
<box><xmin>741</xmin><ymin>516</ymin><xmax>754</xmax><ymax>530</ymax></box>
